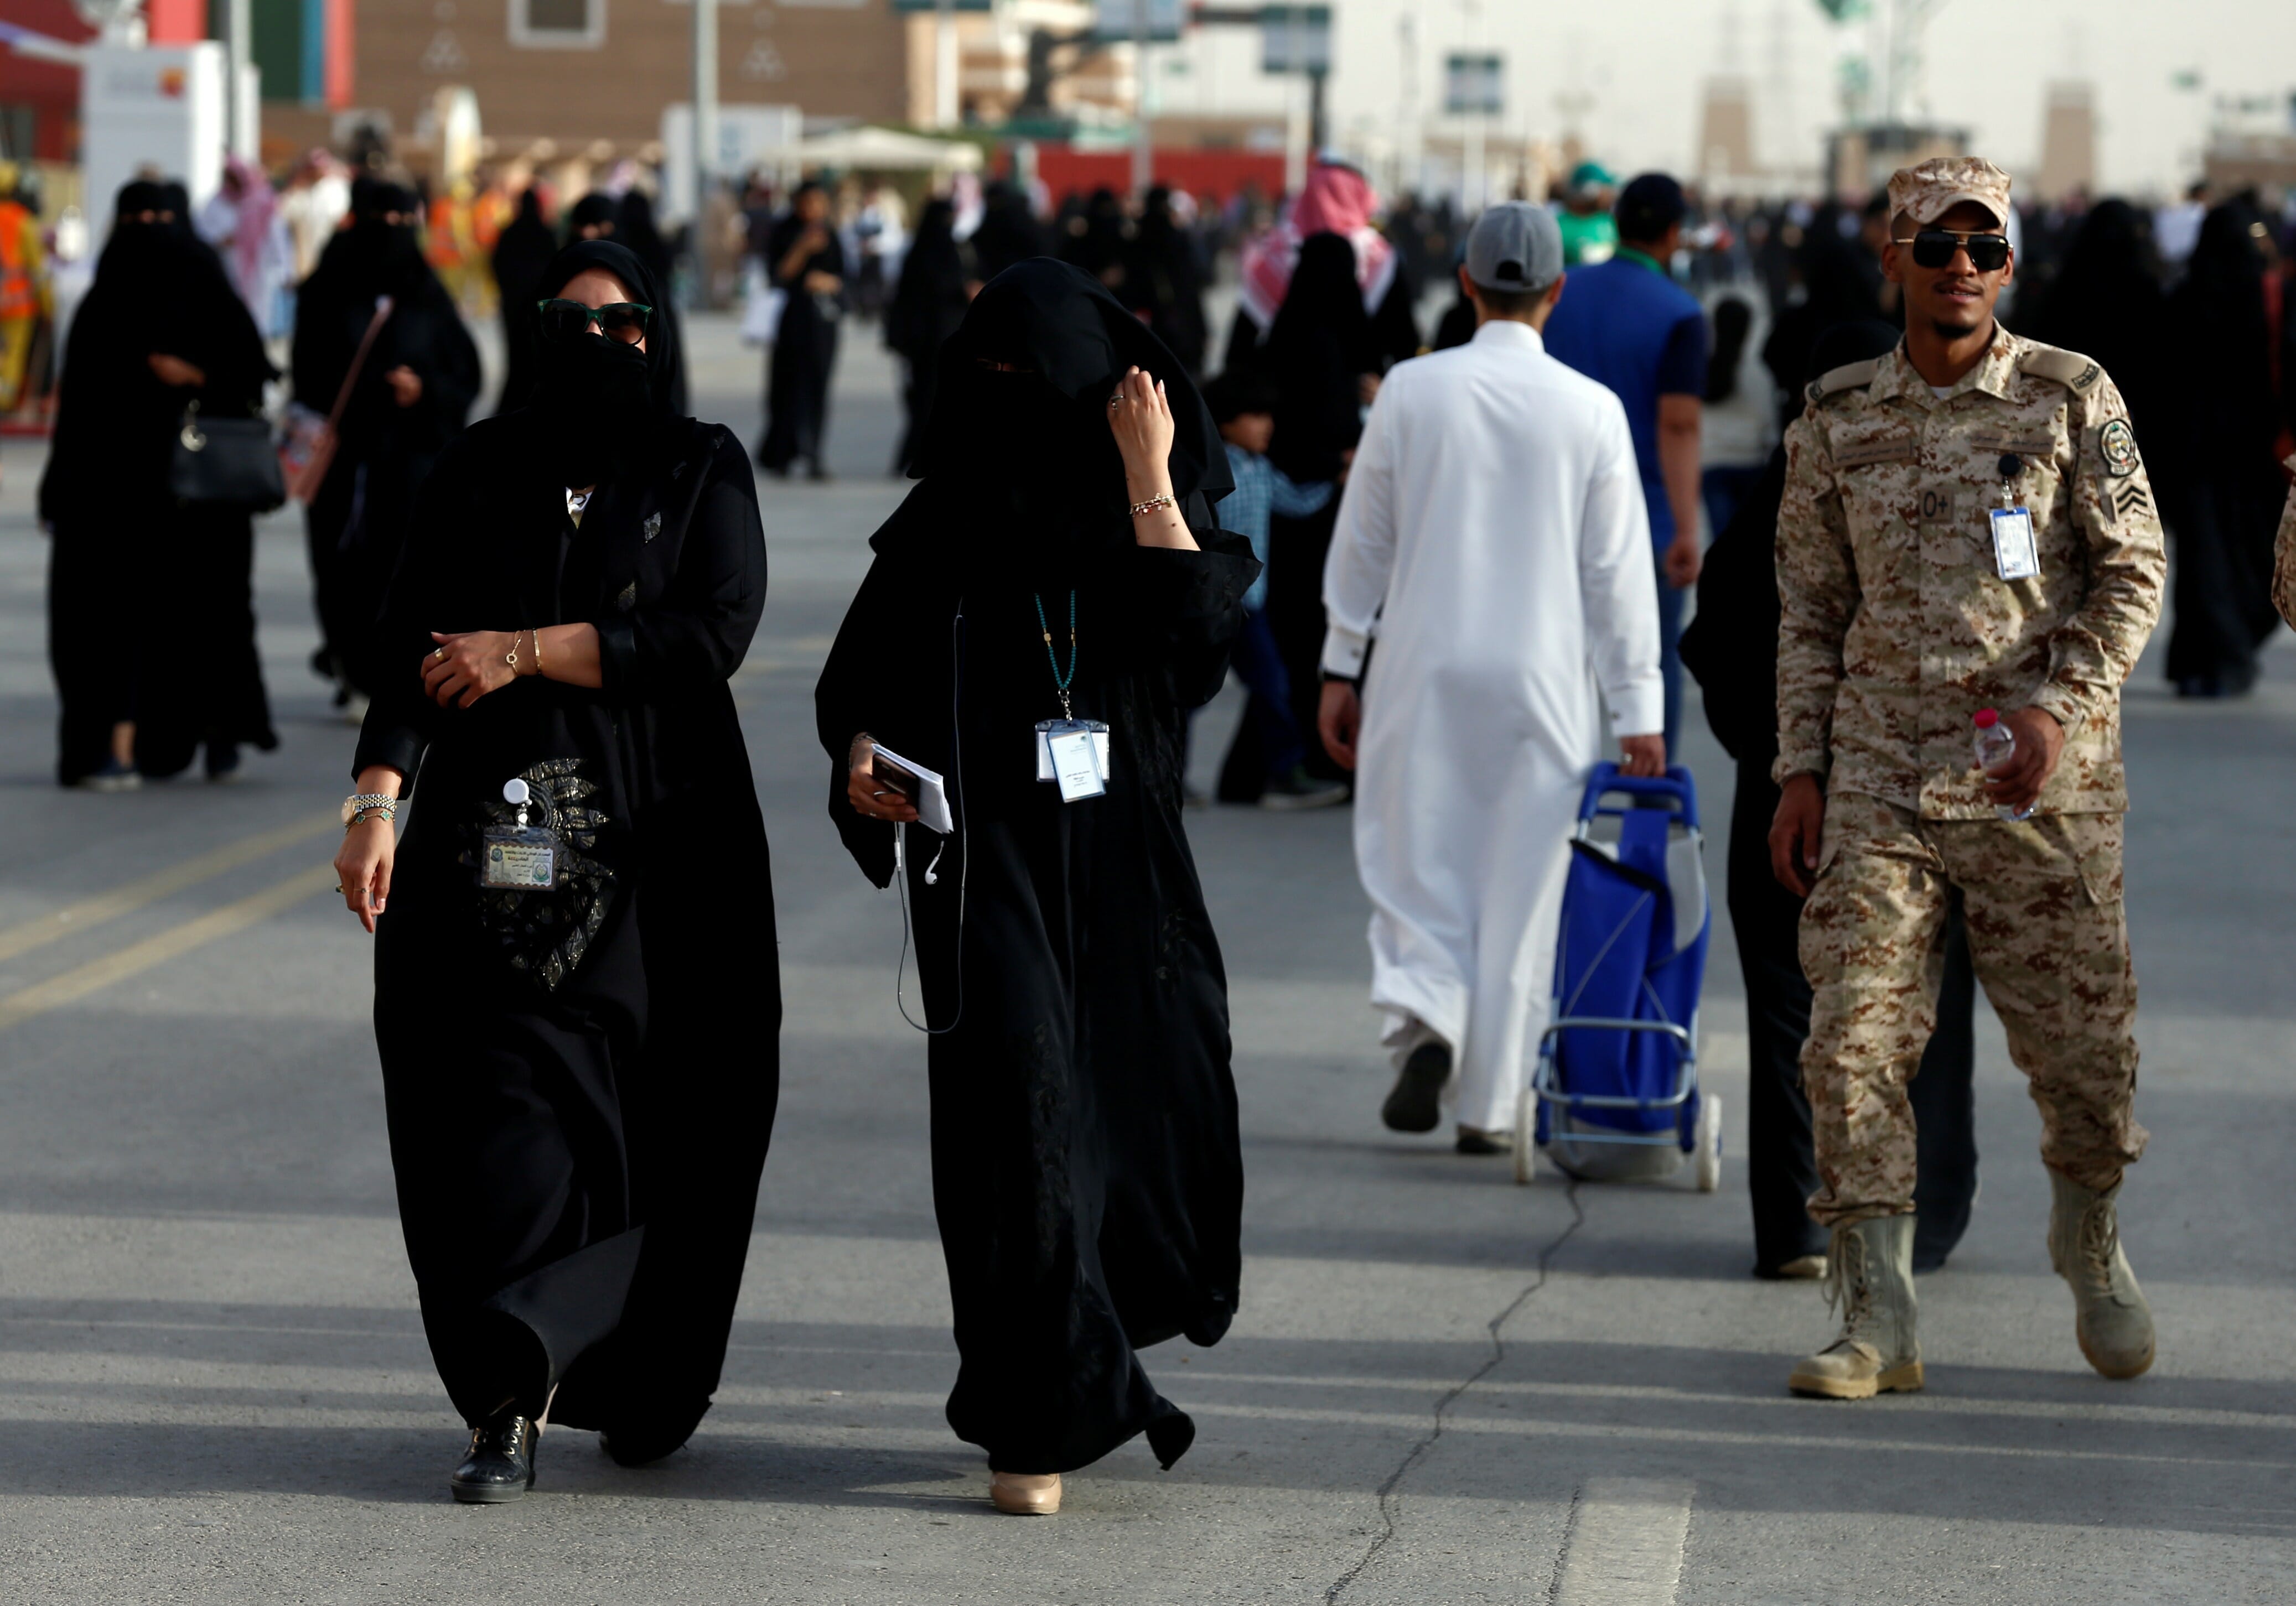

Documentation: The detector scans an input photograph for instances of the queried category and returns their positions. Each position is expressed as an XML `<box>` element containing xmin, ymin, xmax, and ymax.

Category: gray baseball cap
<box><xmin>1465</xmin><ymin>202</ymin><xmax>1563</xmax><ymax>293</ymax></box>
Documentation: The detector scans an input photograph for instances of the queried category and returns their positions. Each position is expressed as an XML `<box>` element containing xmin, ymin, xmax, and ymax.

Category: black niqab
<box><xmin>903</xmin><ymin>259</ymin><xmax>1229</xmax><ymax>583</ymax></box>
<box><xmin>524</xmin><ymin>239</ymin><xmax>685</xmax><ymax>485</ymax></box>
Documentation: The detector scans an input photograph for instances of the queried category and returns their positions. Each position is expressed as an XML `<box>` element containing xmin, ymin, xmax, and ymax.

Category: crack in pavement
<box><xmin>1323</xmin><ymin>1180</ymin><xmax>1588</xmax><ymax>1604</ymax></box>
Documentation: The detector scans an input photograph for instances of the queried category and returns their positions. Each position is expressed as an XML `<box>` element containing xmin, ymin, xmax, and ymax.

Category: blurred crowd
<box><xmin>20</xmin><ymin>139</ymin><xmax>2296</xmax><ymax>797</ymax></box>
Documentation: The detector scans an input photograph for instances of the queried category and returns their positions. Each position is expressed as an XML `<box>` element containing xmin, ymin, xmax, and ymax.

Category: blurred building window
<box><xmin>510</xmin><ymin>0</ymin><xmax>607</xmax><ymax>49</ymax></box>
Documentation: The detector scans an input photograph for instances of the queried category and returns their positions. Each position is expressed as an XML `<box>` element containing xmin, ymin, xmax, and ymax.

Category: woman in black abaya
<box><xmin>816</xmin><ymin>259</ymin><xmax>1253</xmax><ymax>1516</ymax></box>
<box><xmin>758</xmin><ymin>180</ymin><xmax>846</xmax><ymax>478</ymax></box>
<box><xmin>490</xmin><ymin>186</ymin><xmax>559</xmax><ymax>413</ymax></box>
<box><xmin>292</xmin><ymin>179</ymin><xmax>481</xmax><ymax>706</ymax></box>
<box><xmin>41</xmin><ymin>179</ymin><xmax>277</xmax><ymax>787</ymax></box>
<box><xmin>883</xmin><ymin>197</ymin><xmax>975</xmax><ymax>476</ymax></box>
<box><xmin>334</xmin><ymin>239</ymin><xmax>778</xmax><ymax>1502</ymax></box>
<box><xmin>2155</xmin><ymin>198</ymin><xmax>2288</xmax><ymax>697</ymax></box>
<box><xmin>1245</xmin><ymin>232</ymin><xmax>1380</xmax><ymax>793</ymax></box>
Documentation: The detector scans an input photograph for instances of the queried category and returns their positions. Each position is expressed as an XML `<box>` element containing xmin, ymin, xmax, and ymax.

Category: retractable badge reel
<box><xmin>1988</xmin><ymin>454</ymin><xmax>2040</xmax><ymax>583</ymax></box>
<box><xmin>481</xmin><ymin>777</ymin><xmax>561</xmax><ymax>890</ymax></box>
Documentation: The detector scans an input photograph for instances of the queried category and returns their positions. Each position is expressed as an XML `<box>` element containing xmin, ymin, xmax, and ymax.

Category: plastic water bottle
<box><xmin>1972</xmin><ymin>709</ymin><xmax>2033</xmax><ymax>822</ymax></box>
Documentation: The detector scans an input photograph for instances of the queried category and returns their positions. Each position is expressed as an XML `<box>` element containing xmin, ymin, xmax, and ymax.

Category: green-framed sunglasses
<box><xmin>536</xmin><ymin>298</ymin><xmax>652</xmax><ymax>345</ymax></box>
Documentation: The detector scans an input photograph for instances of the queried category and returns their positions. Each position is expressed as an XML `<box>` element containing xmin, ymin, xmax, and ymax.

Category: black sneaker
<box><xmin>1381</xmin><ymin>1041</ymin><xmax>1450</xmax><ymax>1134</ymax></box>
<box><xmin>1259</xmin><ymin>766</ymin><xmax>1349</xmax><ymax>812</ymax></box>
<box><xmin>449</xmin><ymin>1412</ymin><xmax>538</xmax><ymax>1503</ymax></box>
<box><xmin>72</xmin><ymin>758</ymin><xmax>141</xmax><ymax>793</ymax></box>
<box><xmin>205</xmin><ymin>743</ymin><xmax>243</xmax><ymax>784</ymax></box>
<box><xmin>1455</xmin><ymin>1125</ymin><xmax>1514</xmax><ymax>1156</ymax></box>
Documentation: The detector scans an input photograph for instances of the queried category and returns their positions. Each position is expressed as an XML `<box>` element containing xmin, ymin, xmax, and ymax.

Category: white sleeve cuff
<box><xmin>1320</xmin><ymin>623</ymin><xmax>1370</xmax><ymax>680</ymax></box>
<box><xmin>1607</xmin><ymin>682</ymin><xmax>1665</xmax><ymax>739</ymax></box>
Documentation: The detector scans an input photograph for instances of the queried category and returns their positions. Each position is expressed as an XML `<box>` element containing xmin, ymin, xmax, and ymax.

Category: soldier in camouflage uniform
<box><xmin>2271</xmin><ymin>458</ymin><xmax>2296</xmax><ymax>630</ymax></box>
<box><xmin>1768</xmin><ymin>158</ymin><xmax>2166</xmax><ymax>1400</ymax></box>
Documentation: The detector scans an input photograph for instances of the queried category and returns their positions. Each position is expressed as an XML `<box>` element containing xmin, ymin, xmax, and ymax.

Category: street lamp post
<box><xmin>693</xmin><ymin>0</ymin><xmax>718</xmax><ymax>246</ymax></box>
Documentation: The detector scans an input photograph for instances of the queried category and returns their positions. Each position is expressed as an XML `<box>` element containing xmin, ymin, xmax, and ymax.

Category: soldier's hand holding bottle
<box><xmin>1974</xmin><ymin>706</ymin><xmax>2064</xmax><ymax>814</ymax></box>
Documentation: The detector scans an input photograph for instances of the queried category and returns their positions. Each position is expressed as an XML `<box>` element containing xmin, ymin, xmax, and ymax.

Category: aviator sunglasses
<box><xmin>536</xmin><ymin>298</ymin><xmax>653</xmax><ymax>344</ymax></box>
<box><xmin>1894</xmin><ymin>228</ymin><xmax>2011</xmax><ymax>273</ymax></box>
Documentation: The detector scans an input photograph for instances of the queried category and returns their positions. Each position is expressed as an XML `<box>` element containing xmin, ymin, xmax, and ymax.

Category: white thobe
<box><xmin>1321</xmin><ymin>319</ymin><xmax>1663</xmax><ymax>1132</ymax></box>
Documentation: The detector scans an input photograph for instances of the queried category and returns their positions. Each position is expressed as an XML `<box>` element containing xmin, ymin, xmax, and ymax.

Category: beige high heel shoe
<box><xmin>989</xmin><ymin>1470</ymin><xmax>1063</xmax><ymax>1515</ymax></box>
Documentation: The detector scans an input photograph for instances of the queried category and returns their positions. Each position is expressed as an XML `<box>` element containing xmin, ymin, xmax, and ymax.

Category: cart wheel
<box><xmin>1512</xmin><ymin>1088</ymin><xmax>1536</xmax><ymax>1185</ymax></box>
<box><xmin>1693</xmin><ymin>1093</ymin><xmax>1723</xmax><ymax>1193</ymax></box>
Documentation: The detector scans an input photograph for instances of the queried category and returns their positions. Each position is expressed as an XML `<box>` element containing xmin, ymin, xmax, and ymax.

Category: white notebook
<box><xmin>867</xmin><ymin>742</ymin><xmax>953</xmax><ymax>835</ymax></box>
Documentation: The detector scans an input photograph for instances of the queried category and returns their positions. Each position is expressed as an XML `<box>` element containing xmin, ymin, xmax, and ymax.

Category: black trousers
<box><xmin>1728</xmin><ymin>760</ymin><xmax>1978</xmax><ymax>1274</ymax></box>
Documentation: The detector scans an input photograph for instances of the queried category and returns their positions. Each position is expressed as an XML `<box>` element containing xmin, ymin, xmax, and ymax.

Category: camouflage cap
<box><xmin>1885</xmin><ymin>157</ymin><xmax>2012</xmax><ymax>228</ymax></box>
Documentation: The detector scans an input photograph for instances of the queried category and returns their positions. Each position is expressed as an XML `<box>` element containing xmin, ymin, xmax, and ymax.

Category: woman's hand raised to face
<box><xmin>1106</xmin><ymin>365</ymin><xmax>1176</xmax><ymax>494</ymax></box>
<box><xmin>422</xmin><ymin>631</ymin><xmax>520</xmax><ymax>709</ymax></box>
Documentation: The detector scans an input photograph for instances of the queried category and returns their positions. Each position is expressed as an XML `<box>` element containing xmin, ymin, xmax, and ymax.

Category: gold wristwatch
<box><xmin>342</xmin><ymin>793</ymin><xmax>397</xmax><ymax>827</ymax></box>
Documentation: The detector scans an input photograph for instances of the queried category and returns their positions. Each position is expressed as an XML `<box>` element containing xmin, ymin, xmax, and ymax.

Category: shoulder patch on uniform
<box><xmin>1805</xmin><ymin>357</ymin><xmax>1881</xmax><ymax>406</ymax></box>
<box><xmin>2018</xmin><ymin>345</ymin><xmax>2102</xmax><ymax>392</ymax></box>
<box><xmin>2097</xmin><ymin>417</ymin><xmax>2139</xmax><ymax>477</ymax></box>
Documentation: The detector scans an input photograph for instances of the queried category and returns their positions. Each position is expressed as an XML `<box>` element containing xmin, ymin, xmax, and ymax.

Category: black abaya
<box><xmin>2155</xmin><ymin>201</ymin><xmax>2287</xmax><ymax>695</ymax></box>
<box><xmin>293</xmin><ymin>194</ymin><xmax>482</xmax><ymax>698</ymax></box>
<box><xmin>816</xmin><ymin>261</ymin><xmax>1251</xmax><ymax>1474</ymax></box>
<box><xmin>491</xmin><ymin>189</ymin><xmax>559</xmax><ymax>413</ymax></box>
<box><xmin>884</xmin><ymin>199</ymin><xmax>974</xmax><ymax>476</ymax></box>
<box><xmin>357</xmin><ymin>241</ymin><xmax>778</xmax><ymax>1439</ymax></box>
<box><xmin>758</xmin><ymin>211</ymin><xmax>845</xmax><ymax>474</ymax></box>
<box><xmin>40</xmin><ymin>188</ymin><xmax>277</xmax><ymax>783</ymax></box>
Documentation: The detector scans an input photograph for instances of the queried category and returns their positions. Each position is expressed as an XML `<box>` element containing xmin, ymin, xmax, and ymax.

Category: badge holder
<box><xmin>1035</xmin><ymin>719</ymin><xmax>1112</xmax><ymax>802</ymax></box>
<box><xmin>1989</xmin><ymin>471</ymin><xmax>2040</xmax><ymax>583</ymax></box>
<box><xmin>481</xmin><ymin>777</ymin><xmax>561</xmax><ymax>890</ymax></box>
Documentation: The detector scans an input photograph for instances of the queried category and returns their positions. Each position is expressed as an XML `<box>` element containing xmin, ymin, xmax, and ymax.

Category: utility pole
<box><xmin>219</xmin><ymin>0</ymin><xmax>251</xmax><ymax>159</ymax></box>
<box><xmin>936</xmin><ymin>0</ymin><xmax>958</xmax><ymax>129</ymax></box>
<box><xmin>693</xmin><ymin>0</ymin><xmax>718</xmax><ymax>241</ymax></box>
<box><xmin>1131</xmin><ymin>0</ymin><xmax>1152</xmax><ymax>200</ymax></box>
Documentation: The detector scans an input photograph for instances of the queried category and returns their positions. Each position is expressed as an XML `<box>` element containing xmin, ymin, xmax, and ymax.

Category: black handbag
<box><xmin>169</xmin><ymin>401</ymin><xmax>287</xmax><ymax>512</ymax></box>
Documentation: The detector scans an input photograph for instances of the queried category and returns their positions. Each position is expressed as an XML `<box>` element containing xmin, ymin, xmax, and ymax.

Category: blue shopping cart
<box><xmin>1514</xmin><ymin>763</ymin><xmax>1718</xmax><ymax>1189</ymax></box>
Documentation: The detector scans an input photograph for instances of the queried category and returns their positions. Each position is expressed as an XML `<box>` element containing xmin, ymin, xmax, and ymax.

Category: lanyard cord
<box><xmin>1033</xmin><ymin>589</ymin><xmax>1078</xmax><ymax>720</ymax></box>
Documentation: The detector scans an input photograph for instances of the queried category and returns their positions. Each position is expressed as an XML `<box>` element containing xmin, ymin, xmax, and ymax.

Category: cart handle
<box><xmin>1540</xmin><ymin>1017</ymin><xmax>1693</xmax><ymax>1049</ymax></box>
<box><xmin>1580</xmin><ymin>762</ymin><xmax>1701</xmax><ymax>829</ymax></box>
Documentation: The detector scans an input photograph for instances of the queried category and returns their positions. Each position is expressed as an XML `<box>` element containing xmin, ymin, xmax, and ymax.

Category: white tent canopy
<box><xmin>761</xmin><ymin>126</ymin><xmax>984</xmax><ymax>174</ymax></box>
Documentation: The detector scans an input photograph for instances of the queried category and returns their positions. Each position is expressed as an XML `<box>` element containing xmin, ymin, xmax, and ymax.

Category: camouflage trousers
<box><xmin>1799</xmin><ymin>791</ymin><xmax>2147</xmax><ymax>1227</ymax></box>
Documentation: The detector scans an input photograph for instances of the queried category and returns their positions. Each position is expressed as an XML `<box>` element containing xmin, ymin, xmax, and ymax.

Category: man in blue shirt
<box><xmin>1543</xmin><ymin>172</ymin><xmax>1707</xmax><ymax>756</ymax></box>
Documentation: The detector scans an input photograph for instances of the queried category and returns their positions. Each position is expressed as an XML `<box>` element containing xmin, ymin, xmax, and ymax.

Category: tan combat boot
<box><xmin>2047</xmin><ymin>1171</ymin><xmax>2155</xmax><ymax>1380</ymax></box>
<box><xmin>1788</xmin><ymin>1214</ymin><xmax>1923</xmax><ymax>1399</ymax></box>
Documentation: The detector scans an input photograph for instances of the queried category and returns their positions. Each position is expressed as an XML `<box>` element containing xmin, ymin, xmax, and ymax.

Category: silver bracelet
<box><xmin>1127</xmin><ymin>493</ymin><xmax>1177</xmax><ymax>518</ymax></box>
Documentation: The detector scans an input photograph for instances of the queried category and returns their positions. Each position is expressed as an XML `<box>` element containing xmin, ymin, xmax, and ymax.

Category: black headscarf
<box><xmin>569</xmin><ymin>192</ymin><xmax>619</xmax><ymax>239</ymax></box>
<box><xmin>616</xmin><ymin>189</ymin><xmax>674</xmax><ymax>284</ymax></box>
<box><xmin>897</xmin><ymin>258</ymin><xmax>1230</xmax><ymax>582</ymax></box>
<box><xmin>2023</xmin><ymin>199</ymin><xmax>2165</xmax><ymax>439</ymax></box>
<box><xmin>525</xmin><ymin>238</ymin><xmax>684</xmax><ymax>484</ymax></box>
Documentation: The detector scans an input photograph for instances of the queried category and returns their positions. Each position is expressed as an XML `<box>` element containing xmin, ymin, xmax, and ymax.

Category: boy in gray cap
<box><xmin>1318</xmin><ymin>202</ymin><xmax>1665</xmax><ymax>1154</ymax></box>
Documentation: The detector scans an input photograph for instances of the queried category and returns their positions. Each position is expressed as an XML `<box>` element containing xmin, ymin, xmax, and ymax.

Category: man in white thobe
<box><xmin>1319</xmin><ymin>203</ymin><xmax>1666</xmax><ymax>1153</ymax></box>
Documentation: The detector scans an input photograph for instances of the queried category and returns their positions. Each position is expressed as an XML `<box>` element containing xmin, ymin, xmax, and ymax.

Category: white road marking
<box><xmin>0</xmin><ymin>865</ymin><xmax>336</xmax><ymax>1032</ymax></box>
<box><xmin>1552</xmin><ymin>1478</ymin><xmax>1694</xmax><ymax>1606</ymax></box>
<box><xmin>0</xmin><ymin>814</ymin><xmax>335</xmax><ymax>963</ymax></box>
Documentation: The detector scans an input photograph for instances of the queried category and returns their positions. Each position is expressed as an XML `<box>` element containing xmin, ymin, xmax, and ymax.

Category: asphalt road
<box><xmin>2</xmin><ymin>312</ymin><xmax>2290</xmax><ymax>1604</ymax></box>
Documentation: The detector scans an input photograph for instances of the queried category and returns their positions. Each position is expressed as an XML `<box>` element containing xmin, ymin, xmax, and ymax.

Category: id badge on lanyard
<box><xmin>1035</xmin><ymin>718</ymin><xmax>1112</xmax><ymax>802</ymax></box>
<box><xmin>1030</xmin><ymin>589</ymin><xmax>1113</xmax><ymax>803</ymax></box>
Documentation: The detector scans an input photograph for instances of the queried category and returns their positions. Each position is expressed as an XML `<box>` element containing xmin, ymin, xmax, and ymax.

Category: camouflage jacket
<box><xmin>1774</xmin><ymin>329</ymin><xmax>2164</xmax><ymax>817</ymax></box>
<box><xmin>2271</xmin><ymin>458</ymin><xmax>2296</xmax><ymax>632</ymax></box>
